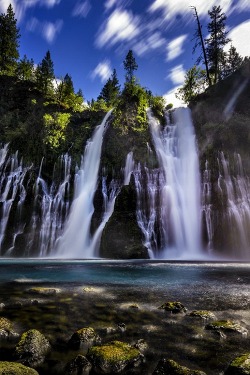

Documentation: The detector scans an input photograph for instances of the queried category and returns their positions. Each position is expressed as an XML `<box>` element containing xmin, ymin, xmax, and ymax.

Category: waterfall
<box><xmin>55</xmin><ymin>110</ymin><xmax>112</xmax><ymax>258</ymax></box>
<box><xmin>201</xmin><ymin>161</ymin><xmax>214</xmax><ymax>251</ymax></box>
<box><xmin>147</xmin><ymin>108</ymin><xmax>202</xmax><ymax>258</ymax></box>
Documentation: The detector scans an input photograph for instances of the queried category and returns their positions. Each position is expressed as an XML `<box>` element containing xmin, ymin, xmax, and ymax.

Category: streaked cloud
<box><xmin>134</xmin><ymin>32</ymin><xmax>166</xmax><ymax>56</ymax></box>
<box><xmin>227</xmin><ymin>20</ymin><xmax>250</xmax><ymax>57</ymax></box>
<box><xmin>164</xmin><ymin>86</ymin><xmax>186</xmax><ymax>108</ymax></box>
<box><xmin>91</xmin><ymin>60</ymin><xmax>112</xmax><ymax>83</ymax></box>
<box><xmin>166</xmin><ymin>34</ymin><xmax>188</xmax><ymax>61</ymax></box>
<box><xmin>27</xmin><ymin>17</ymin><xmax>63</xmax><ymax>43</ymax></box>
<box><xmin>104</xmin><ymin>0</ymin><xmax>116</xmax><ymax>10</ymax></box>
<box><xmin>167</xmin><ymin>65</ymin><xmax>186</xmax><ymax>85</ymax></box>
<box><xmin>72</xmin><ymin>1</ymin><xmax>91</xmax><ymax>18</ymax></box>
<box><xmin>96</xmin><ymin>8</ymin><xmax>140</xmax><ymax>48</ymax></box>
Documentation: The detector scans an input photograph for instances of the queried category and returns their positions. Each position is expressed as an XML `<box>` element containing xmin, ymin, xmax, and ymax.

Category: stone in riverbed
<box><xmin>0</xmin><ymin>317</ymin><xmax>19</xmax><ymax>339</ymax></box>
<box><xmin>189</xmin><ymin>310</ymin><xmax>216</xmax><ymax>320</ymax></box>
<box><xmin>65</xmin><ymin>354</ymin><xmax>92</xmax><ymax>374</ymax></box>
<box><xmin>153</xmin><ymin>358</ymin><xmax>207</xmax><ymax>375</ymax></box>
<box><xmin>205</xmin><ymin>320</ymin><xmax>248</xmax><ymax>335</ymax></box>
<box><xmin>158</xmin><ymin>301</ymin><xmax>187</xmax><ymax>314</ymax></box>
<box><xmin>0</xmin><ymin>361</ymin><xmax>39</xmax><ymax>374</ymax></box>
<box><xmin>28</xmin><ymin>287</ymin><xmax>61</xmax><ymax>295</ymax></box>
<box><xmin>15</xmin><ymin>329</ymin><xmax>51</xmax><ymax>367</ymax></box>
<box><xmin>68</xmin><ymin>327</ymin><xmax>101</xmax><ymax>349</ymax></box>
<box><xmin>225</xmin><ymin>353</ymin><xmax>250</xmax><ymax>375</ymax></box>
<box><xmin>87</xmin><ymin>340</ymin><xmax>143</xmax><ymax>373</ymax></box>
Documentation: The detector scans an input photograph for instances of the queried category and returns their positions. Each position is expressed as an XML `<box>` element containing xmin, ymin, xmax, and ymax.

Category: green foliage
<box><xmin>151</xmin><ymin>95</ymin><xmax>166</xmax><ymax>124</ymax></box>
<box><xmin>43</xmin><ymin>112</ymin><xmax>71</xmax><ymax>150</ymax></box>
<box><xmin>222</xmin><ymin>44</ymin><xmax>243</xmax><ymax>78</ymax></box>
<box><xmin>17</xmin><ymin>55</ymin><xmax>35</xmax><ymax>81</ymax></box>
<box><xmin>35</xmin><ymin>50</ymin><xmax>55</xmax><ymax>97</ymax></box>
<box><xmin>56</xmin><ymin>73</ymin><xmax>85</xmax><ymax>111</ymax></box>
<box><xmin>176</xmin><ymin>66</ymin><xmax>207</xmax><ymax>104</ymax></box>
<box><xmin>123</xmin><ymin>50</ymin><xmax>138</xmax><ymax>83</ymax></box>
<box><xmin>0</xmin><ymin>4</ymin><xmax>20</xmax><ymax>75</ymax></box>
<box><xmin>97</xmin><ymin>69</ymin><xmax>120</xmax><ymax>107</ymax></box>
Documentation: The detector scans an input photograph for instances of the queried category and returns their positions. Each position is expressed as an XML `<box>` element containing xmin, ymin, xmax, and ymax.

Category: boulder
<box><xmin>0</xmin><ymin>362</ymin><xmax>39</xmax><ymax>375</ymax></box>
<box><xmin>87</xmin><ymin>340</ymin><xmax>143</xmax><ymax>373</ymax></box>
<box><xmin>158</xmin><ymin>301</ymin><xmax>187</xmax><ymax>314</ymax></box>
<box><xmin>68</xmin><ymin>327</ymin><xmax>101</xmax><ymax>349</ymax></box>
<box><xmin>189</xmin><ymin>310</ymin><xmax>216</xmax><ymax>320</ymax></box>
<box><xmin>205</xmin><ymin>320</ymin><xmax>248</xmax><ymax>335</ymax></box>
<box><xmin>0</xmin><ymin>317</ymin><xmax>19</xmax><ymax>339</ymax></box>
<box><xmin>28</xmin><ymin>287</ymin><xmax>61</xmax><ymax>295</ymax></box>
<box><xmin>153</xmin><ymin>358</ymin><xmax>207</xmax><ymax>375</ymax></box>
<box><xmin>65</xmin><ymin>354</ymin><xmax>92</xmax><ymax>374</ymax></box>
<box><xmin>225</xmin><ymin>353</ymin><xmax>250</xmax><ymax>375</ymax></box>
<box><xmin>15</xmin><ymin>329</ymin><xmax>51</xmax><ymax>367</ymax></box>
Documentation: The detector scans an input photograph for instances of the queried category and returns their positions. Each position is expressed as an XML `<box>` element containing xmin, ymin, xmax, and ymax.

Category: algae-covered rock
<box><xmin>68</xmin><ymin>327</ymin><xmax>101</xmax><ymax>349</ymax></box>
<box><xmin>65</xmin><ymin>354</ymin><xmax>92</xmax><ymax>374</ymax></box>
<box><xmin>189</xmin><ymin>310</ymin><xmax>216</xmax><ymax>320</ymax></box>
<box><xmin>15</xmin><ymin>329</ymin><xmax>51</xmax><ymax>367</ymax></box>
<box><xmin>0</xmin><ymin>317</ymin><xmax>19</xmax><ymax>339</ymax></box>
<box><xmin>153</xmin><ymin>358</ymin><xmax>207</xmax><ymax>375</ymax></box>
<box><xmin>0</xmin><ymin>361</ymin><xmax>39</xmax><ymax>374</ymax></box>
<box><xmin>28</xmin><ymin>287</ymin><xmax>61</xmax><ymax>295</ymax></box>
<box><xmin>205</xmin><ymin>320</ymin><xmax>248</xmax><ymax>335</ymax></box>
<box><xmin>158</xmin><ymin>301</ymin><xmax>187</xmax><ymax>314</ymax></box>
<box><xmin>87</xmin><ymin>340</ymin><xmax>143</xmax><ymax>373</ymax></box>
<box><xmin>225</xmin><ymin>353</ymin><xmax>250</xmax><ymax>375</ymax></box>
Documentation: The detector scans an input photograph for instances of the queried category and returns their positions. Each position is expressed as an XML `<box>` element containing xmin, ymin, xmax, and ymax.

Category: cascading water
<box><xmin>55</xmin><ymin>110</ymin><xmax>112</xmax><ymax>258</ymax></box>
<box><xmin>147</xmin><ymin>108</ymin><xmax>202</xmax><ymax>258</ymax></box>
<box><xmin>201</xmin><ymin>161</ymin><xmax>214</xmax><ymax>251</ymax></box>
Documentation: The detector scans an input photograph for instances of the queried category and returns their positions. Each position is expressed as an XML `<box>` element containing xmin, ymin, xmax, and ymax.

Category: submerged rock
<box><xmin>87</xmin><ymin>340</ymin><xmax>143</xmax><ymax>373</ymax></box>
<box><xmin>68</xmin><ymin>327</ymin><xmax>101</xmax><ymax>349</ymax></box>
<box><xmin>158</xmin><ymin>301</ymin><xmax>187</xmax><ymax>314</ymax></box>
<box><xmin>0</xmin><ymin>361</ymin><xmax>39</xmax><ymax>374</ymax></box>
<box><xmin>65</xmin><ymin>354</ymin><xmax>92</xmax><ymax>374</ymax></box>
<box><xmin>205</xmin><ymin>320</ymin><xmax>248</xmax><ymax>335</ymax></box>
<box><xmin>225</xmin><ymin>353</ymin><xmax>250</xmax><ymax>375</ymax></box>
<box><xmin>15</xmin><ymin>329</ymin><xmax>51</xmax><ymax>367</ymax></box>
<box><xmin>28</xmin><ymin>287</ymin><xmax>61</xmax><ymax>295</ymax></box>
<box><xmin>189</xmin><ymin>310</ymin><xmax>216</xmax><ymax>320</ymax></box>
<box><xmin>0</xmin><ymin>317</ymin><xmax>19</xmax><ymax>339</ymax></box>
<box><xmin>153</xmin><ymin>358</ymin><xmax>207</xmax><ymax>375</ymax></box>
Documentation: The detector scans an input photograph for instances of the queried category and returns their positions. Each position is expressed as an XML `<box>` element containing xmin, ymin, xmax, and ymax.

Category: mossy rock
<box><xmin>28</xmin><ymin>287</ymin><xmax>61</xmax><ymax>295</ymax></box>
<box><xmin>0</xmin><ymin>362</ymin><xmax>39</xmax><ymax>374</ymax></box>
<box><xmin>0</xmin><ymin>317</ymin><xmax>18</xmax><ymax>339</ymax></box>
<box><xmin>205</xmin><ymin>320</ymin><xmax>248</xmax><ymax>335</ymax></box>
<box><xmin>225</xmin><ymin>353</ymin><xmax>250</xmax><ymax>375</ymax></box>
<box><xmin>189</xmin><ymin>310</ymin><xmax>216</xmax><ymax>320</ymax></box>
<box><xmin>153</xmin><ymin>358</ymin><xmax>207</xmax><ymax>375</ymax></box>
<box><xmin>87</xmin><ymin>340</ymin><xmax>143</xmax><ymax>373</ymax></box>
<box><xmin>158</xmin><ymin>301</ymin><xmax>187</xmax><ymax>314</ymax></box>
<box><xmin>65</xmin><ymin>355</ymin><xmax>92</xmax><ymax>375</ymax></box>
<box><xmin>15</xmin><ymin>329</ymin><xmax>51</xmax><ymax>367</ymax></box>
<box><xmin>68</xmin><ymin>327</ymin><xmax>101</xmax><ymax>349</ymax></box>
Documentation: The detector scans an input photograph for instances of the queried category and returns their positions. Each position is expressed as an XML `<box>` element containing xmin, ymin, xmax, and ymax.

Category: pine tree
<box><xmin>176</xmin><ymin>66</ymin><xmax>207</xmax><ymax>104</ymax></box>
<box><xmin>123</xmin><ymin>50</ymin><xmax>138</xmax><ymax>83</ymax></box>
<box><xmin>97</xmin><ymin>69</ymin><xmax>120</xmax><ymax>106</ymax></box>
<box><xmin>0</xmin><ymin>4</ymin><xmax>20</xmax><ymax>75</ymax></box>
<box><xmin>35</xmin><ymin>50</ymin><xmax>55</xmax><ymax>97</ymax></box>
<box><xmin>17</xmin><ymin>55</ymin><xmax>35</xmax><ymax>81</ymax></box>
<box><xmin>205</xmin><ymin>6</ymin><xmax>230</xmax><ymax>84</ymax></box>
<box><xmin>223</xmin><ymin>44</ymin><xmax>243</xmax><ymax>78</ymax></box>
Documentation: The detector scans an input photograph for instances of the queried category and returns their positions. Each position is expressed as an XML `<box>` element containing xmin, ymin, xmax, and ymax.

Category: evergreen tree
<box><xmin>205</xmin><ymin>6</ymin><xmax>230</xmax><ymax>83</ymax></box>
<box><xmin>97</xmin><ymin>69</ymin><xmax>120</xmax><ymax>106</ymax></box>
<box><xmin>176</xmin><ymin>66</ymin><xmax>206</xmax><ymax>104</ymax></box>
<box><xmin>0</xmin><ymin>4</ymin><xmax>20</xmax><ymax>75</ymax></box>
<box><xmin>17</xmin><ymin>55</ymin><xmax>35</xmax><ymax>81</ymax></box>
<box><xmin>223</xmin><ymin>44</ymin><xmax>243</xmax><ymax>78</ymax></box>
<box><xmin>35</xmin><ymin>50</ymin><xmax>55</xmax><ymax>97</ymax></box>
<box><xmin>123</xmin><ymin>50</ymin><xmax>138</xmax><ymax>83</ymax></box>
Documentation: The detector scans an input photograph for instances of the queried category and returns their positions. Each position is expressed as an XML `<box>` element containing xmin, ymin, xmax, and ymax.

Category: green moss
<box><xmin>0</xmin><ymin>362</ymin><xmax>39</xmax><ymax>374</ymax></box>
<box><xmin>189</xmin><ymin>310</ymin><xmax>216</xmax><ymax>319</ymax></box>
<box><xmin>158</xmin><ymin>301</ymin><xmax>187</xmax><ymax>313</ymax></box>
<box><xmin>205</xmin><ymin>320</ymin><xmax>247</xmax><ymax>334</ymax></box>
<box><xmin>0</xmin><ymin>317</ymin><xmax>13</xmax><ymax>331</ymax></box>
<box><xmin>88</xmin><ymin>341</ymin><xmax>140</xmax><ymax>363</ymax></box>
<box><xmin>153</xmin><ymin>359</ymin><xmax>207</xmax><ymax>375</ymax></box>
<box><xmin>230</xmin><ymin>353</ymin><xmax>250</xmax><ymax>369</ymax></box>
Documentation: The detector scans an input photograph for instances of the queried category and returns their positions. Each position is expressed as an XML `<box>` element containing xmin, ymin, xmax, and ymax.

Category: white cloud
<box><xmin>227</xmin><ymin>20</ymin><xmax>250</xmax><ymax>57</ymax></box>
<box><xmin>72</xmin><ymin>1</ymin><xmax>91</xmax><ymax>18</ymax></box>
<box><xmin>163</xmin><ymin>86</ymin><xmax>186</xmax><ymax>108</ymax></box>
<box><xmin>26</xmin><ymin>17</ymin><xmax>63</xmax><ymax>43</ymax></box>
<box><xmin>167</xmin><ymin>65</ymin><xmax>186</xmax><ymax>85</ymax></box>
<box><xmin>104</xmin><ymin>0</ymin><xmax>116</xmax><ymax>10</ymax></box>
<box><xmin>91</xmin><ymin>60</ymin><xmax>112</xmax><ymax>83</ymax></box>
<box><xmin>166</xmin><ymin>34</ymin><xmax>187</xmax><ymax>61</ymax></box>
<box><xmin>134</xmin><ymin>32</ymin><xmax>166</xmax><ymax>56</ymax></box>
<box><xmin>96</xmin><ymin>8</ymin><xmax>140</xmax><ymax>47</ymax></box>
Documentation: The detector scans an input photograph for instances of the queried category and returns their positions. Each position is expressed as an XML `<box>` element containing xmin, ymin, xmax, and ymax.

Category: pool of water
<box><xmin>0</xmin><ymin>260</ymin><xmax>250</xmax><ymax>374</ymax></box>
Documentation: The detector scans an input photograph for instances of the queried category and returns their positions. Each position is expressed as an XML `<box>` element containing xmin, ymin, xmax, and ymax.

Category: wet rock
<box><xmin>0</xmin><ymin>361</ymin><xmax>39</xmax><ymax>374</ymax></box>
<box><xmin>0</xmin><ymin>317</ymin><xmax>19</xmax><ymax>339</ymax></box>
<box><xmin>158</xmin><ymin>301</ymin><xmax>187</xmax><ymax>314</ymax></box>
<box><xmin>87</xmin><ymin>340</ymin><xmax>143</xmax><ymax>373</ymax></box>
<box><xmin>152</xmin><ymin>358</ymin><xmax>207</xmax><ymax>375</ymax></box>
<box><xmin>189</xmin><ymin>310</ymin><xmax>216</xmax><ymax>320</ymax></box>
<box><xmin>28</xmin><ymin>287</ymin><xmax>61</xmax><ymax>295</ymax></box>
<box><xmin>68</xmin><ymin>327</ymin><xmax>101</xmax><ymax>349</ymax></box>
<box><xmin>129</xmin><ymin>303</ymin><xmax>139</xmax><ymax>309</ymax></box>
<box><xmin>134</xmin><ymin>339</ymin><xmax>148</xmax><ymax>353</ymax></box>
<box><xmin>65</xmin><ymin>354</ymin><xmax>92</xmax><ymax>375</ymax></box>
<box><xmin>205</xmin><ymin>320</ymin><xmax>248</xmax><ymax>335</ymax></box>
<box><xmin>225</xmin><ymin>353</ymin><xmax>250</xmax><ymax>375</ymax></box>
<box><xmin>117</xmin><ymin>323</ymin><xmax>126</xmax><ymax>332</ymax></box>
<box><xmin>0</xmin><ymin>303</ymin><xmax>5</xmax><ymax>309</ymax></box>
<box><xmin>15</xmin><ymin>329</ymin><xmax>51</xmax><ymax>367</ymax></box>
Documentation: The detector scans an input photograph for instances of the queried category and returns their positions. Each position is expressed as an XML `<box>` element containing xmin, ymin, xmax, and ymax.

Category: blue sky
<box><xmin>1</xmin><ymin>0</ymin><xmax>250</xmax><ymax>105</ymax></box>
